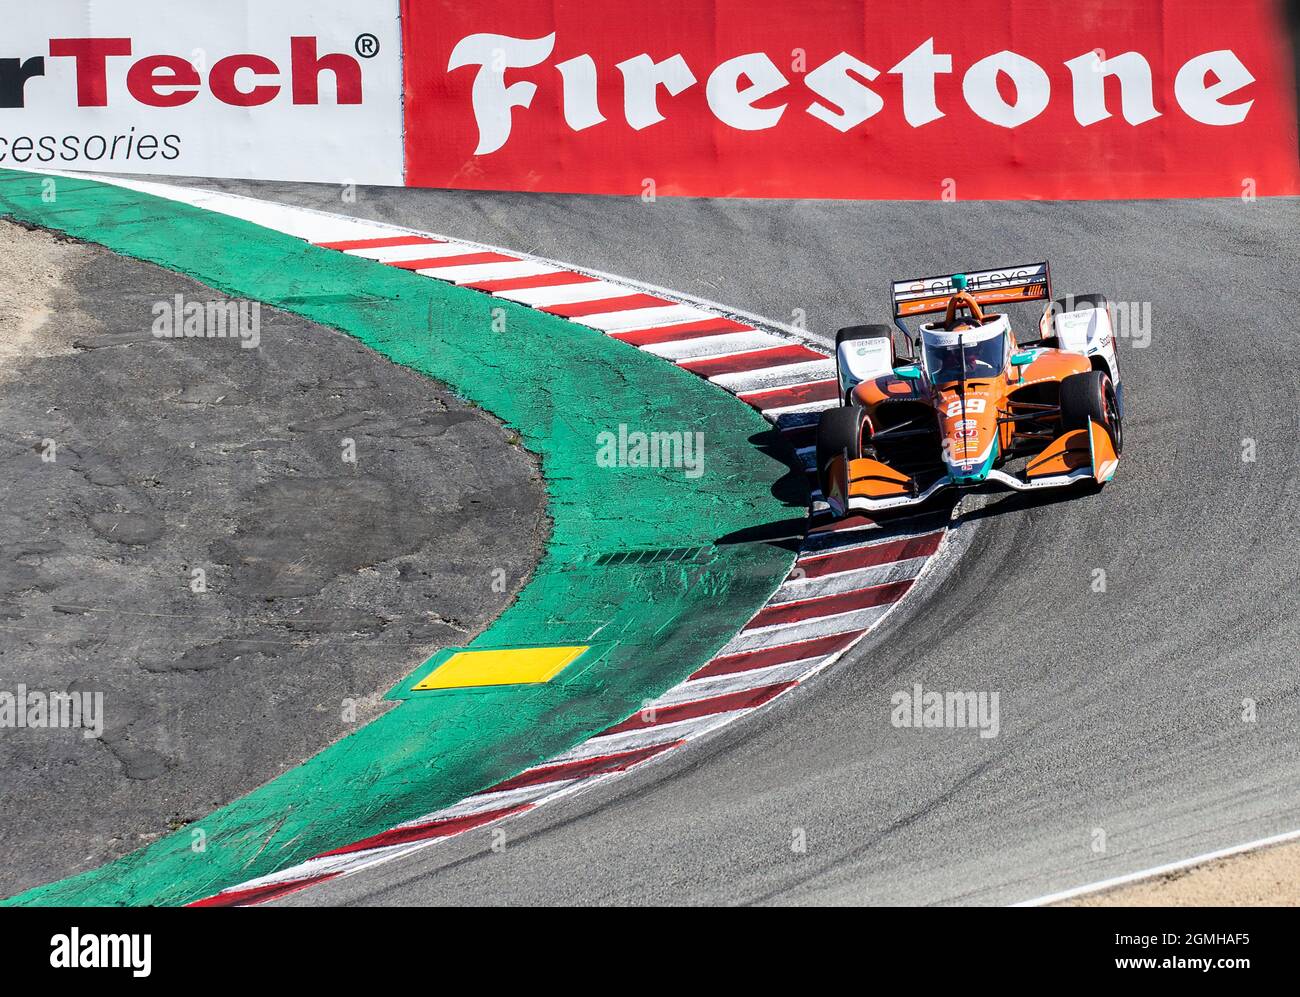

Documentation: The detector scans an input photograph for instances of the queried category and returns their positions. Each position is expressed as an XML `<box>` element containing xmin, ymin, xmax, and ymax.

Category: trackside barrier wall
<box><xmin>3</xmin><ymin>1</ymin><xmax>1297</xmax><ymax>199</ymax></box>
<box><xmin>400</xmin><ymin>0</ymin><xmax>1300</xmax><ymax>198</ymax></box>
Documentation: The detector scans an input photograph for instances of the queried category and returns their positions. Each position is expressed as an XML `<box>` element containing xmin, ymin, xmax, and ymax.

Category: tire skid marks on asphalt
<box><xmin>62</xmin><ymin>175</ymin><xmax>947</xmax><ymax>906</ymax></box>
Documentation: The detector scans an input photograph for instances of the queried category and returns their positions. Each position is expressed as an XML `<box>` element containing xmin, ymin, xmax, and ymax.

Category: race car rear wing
<box><xmin>891</xmin><ymin>262</ymin><xmax>1052</xmax><ymax>319</ymax></box>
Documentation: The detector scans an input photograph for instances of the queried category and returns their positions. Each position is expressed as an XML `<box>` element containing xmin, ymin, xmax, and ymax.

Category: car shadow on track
<box><xmin>711</xmin><ymin>427</ymin><xmax>814</xmax><ymax>553</ymax></box>
<box><xmin>953</xmin><ymin>481</ymin><xmax>1104</xmax><ymax>525</ymax></box>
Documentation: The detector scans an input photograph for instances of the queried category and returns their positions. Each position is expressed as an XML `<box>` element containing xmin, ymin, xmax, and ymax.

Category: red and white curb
<box><xmin>35</xmin><ymin>172</ymin><xmax>952</xmax><ymax>906</ymax></box>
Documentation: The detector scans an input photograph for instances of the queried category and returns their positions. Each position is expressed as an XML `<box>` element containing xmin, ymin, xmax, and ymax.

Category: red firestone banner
<box><xmin>400</xmin><ymin>0</ymin><xmax>1300</xmax><ymax>199</ymax></box>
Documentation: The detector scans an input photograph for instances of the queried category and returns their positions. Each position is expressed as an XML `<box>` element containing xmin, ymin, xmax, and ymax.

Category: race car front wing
<box><xmin>825</xmin><ymin>419</ymin><xmax>1117</xmax><ymax>514</ymax></box>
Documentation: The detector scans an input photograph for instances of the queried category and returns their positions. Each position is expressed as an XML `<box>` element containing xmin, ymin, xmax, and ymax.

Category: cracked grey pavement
<box><xmin>0</xmin><ymin>220</ymin><xmax>547</xmax><ymax>898</ymax></box>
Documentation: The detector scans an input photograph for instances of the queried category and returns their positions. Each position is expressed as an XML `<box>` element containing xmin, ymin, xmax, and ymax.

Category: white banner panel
<box><xmin>0</xmin><ymin>0</ymin><xmax>402</xmax><ymax>185</ymax></box>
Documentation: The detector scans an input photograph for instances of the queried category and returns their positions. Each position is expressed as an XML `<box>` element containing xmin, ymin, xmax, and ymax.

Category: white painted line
<box><xmin>758</xmin><ymin>397</ymin><xmax>840</xmax><ymax>418</ymax></box>
<box><xmin>655</xmin><ymin>659</ymin><xmax>817</xmax><ymax>706</ymax></box>
<box><xmin>575</xmin><ymin>304</ymin><xmax>715</xmax><ymax>333</ymax></box>
<box><xmin>641</xmin><ymin>331</ymin><xmax>783</xmax><ymax>361</ymax></box>
<box><xmin>720</xmin><ymin>605</ymin><xmax>890</xmax><ymax>653</ymax></box>
<box><xmin>708</xmin><ymin>359</ymin><xmax>838</xmax><ymax>394</ymax></box>
<box><xmin>1013</xmin><ymin>825</ymin><xmax>1300</xmax><ymax>907</ymax></box>
<box><xmin>31</xmin><ymin>169</ymin><xmax>387</xmax><ymax>245</ymax></box>
<box><xmin>546</xmin><ymin>713</ymin><xmax>727</xmax><ymax>763</ymax></box>
<box><xmin>345</xmin><ymin>242</ymin><xmax>468</xmax><ymax>263</ymax></box>
<box><xmin>801</xmin><ymin>519</ymin><xmax>946</xmax><ymax>554</ymax></box>
<box><xmin>772</xmin><ymin>557</ymin><xmax>926</xmax><ymax>601</ymax></box>
<box><xmin>427</xmin><ymin>260</ymin><xmax>565</xmax><ymax>285</ymax></box>
<box><xmin>427</xmin><ymin>780</ymin><xmax>575</xmax><ymax>822</ymax></box>
<box><xmin>223</xmin><ymin>840</ymin><xmax>429</xmax><ymax>892</ymax></box>
<box><xmin>495</xmin><ymin>279</ymin><xmax>631</xmax><ymax>307</ymax></box>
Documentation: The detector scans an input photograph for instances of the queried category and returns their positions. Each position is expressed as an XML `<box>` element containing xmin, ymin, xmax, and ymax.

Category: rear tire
<box><xmin>1059</xmin><ymin>369</ymin><xmax>1122</xmax><ymax>454</ymax></box>
<box><xmin>815</xmin><ymin>405</ymin><xmax>871</xmax><ymax>497</ymax></box>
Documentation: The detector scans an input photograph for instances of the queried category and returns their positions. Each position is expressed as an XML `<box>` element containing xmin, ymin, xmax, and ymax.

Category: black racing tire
<box><xmin>1059</xmin><ymin>369</ymin><xmax>1123</xmax><ymax>454</ymax></box>
<box><xmin>815</xmin><ymin>405</ymin><xmax>872</xmax><ymax>496</ymax></box>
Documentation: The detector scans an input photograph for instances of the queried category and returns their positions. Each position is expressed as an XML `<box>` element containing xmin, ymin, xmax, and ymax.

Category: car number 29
<box><xmin>946</xmin><ymin>398</ymin><xmax>986</xmax><ymax>416</ymax></box>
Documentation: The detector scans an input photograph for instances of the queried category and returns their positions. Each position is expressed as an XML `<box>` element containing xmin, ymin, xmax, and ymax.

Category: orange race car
<box><xmin>817</xmin><ymin>262</ymin><xmax>1123</xmax><ymax>516</ymax></box>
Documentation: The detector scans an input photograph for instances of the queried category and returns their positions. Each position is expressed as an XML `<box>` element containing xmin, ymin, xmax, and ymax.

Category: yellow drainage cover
<box><xmin>413</xmin><ymin>645</ymin><xmax>590</xmax><ymax>691</ymax></box>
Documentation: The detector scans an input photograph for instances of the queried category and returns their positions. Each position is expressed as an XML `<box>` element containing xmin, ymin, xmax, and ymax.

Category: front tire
<box><xmin>1059</xmin><ymin>369</ymin><xmax>1122</xmax><ymax>454</ymax></box>
<box><xmin>815</xmin><ymin>405</ymin><xmax>872</xmax><ymax>497</ymax></box>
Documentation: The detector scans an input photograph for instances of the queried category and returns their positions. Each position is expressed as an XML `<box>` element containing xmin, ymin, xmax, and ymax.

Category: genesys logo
<box><xmin>0</xmin><ymin>35</ymin><xmax>374</xmax><ymax>109</ymax></box>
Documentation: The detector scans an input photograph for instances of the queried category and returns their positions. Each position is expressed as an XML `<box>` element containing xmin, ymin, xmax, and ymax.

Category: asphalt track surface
<box><xmin>166</xmin><ymin>179</ymin><xmax>1300</xmax><ymax>905</ymax></box>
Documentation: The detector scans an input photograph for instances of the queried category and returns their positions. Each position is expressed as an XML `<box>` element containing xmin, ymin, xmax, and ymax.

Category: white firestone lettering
<box><xmin>706</xmin><ymin>52</ymin><xmax>788</xmax><ymax>130</ymax></box>
<box><xmin>616</xmin><ymin>52</ymin><xmax>696</xmax><ymax>130</ymax></box>
<box><xmin>447</xmin><ymin>32</ymin><xmax>556</xmax><ymax>155</ymax></box>
<box><xmin>888</xmin><ymin>38</ymin><xmax>951</xmax><ymax>126</ymax></box>
<box><xmin>446</xmin><ymin>35</ymin><xmax>1258</xmax><ymax>153</ymax></box>
<box><xmin>1174</xmin><ymin>49</ymin><xmax>1255</xmax><ymax>125</ymax></box>
<box><xmin>962</xmin><ymin>50</ymin><xmax>1051</xmax><ymax>128</ymax></box>
<box><xmin>555</xmin><ymin>54</ymin><xmax>605</xmax><ymax>131</ymax></box>
<box><xmin>804</xmin><ymin>52</ymin><xmax>883</xmax><ymax>132</ymax></box>
<box><xmin>1065</xmin><ymin>50</ymin><xmax>1161</xmax><ymax>126</ymax></box>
